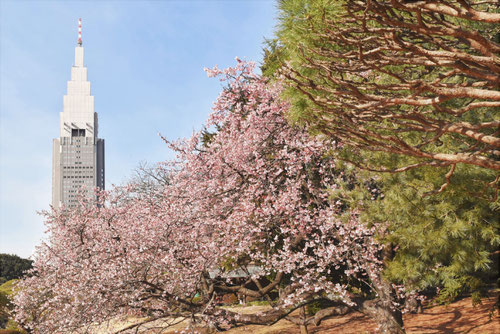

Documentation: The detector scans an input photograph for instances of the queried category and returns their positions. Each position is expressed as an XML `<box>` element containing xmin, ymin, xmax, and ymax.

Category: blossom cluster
<box><xmin>14</xmin><ymin>61</ymin><xmax>392</xmax><ymax>333</ymax></box>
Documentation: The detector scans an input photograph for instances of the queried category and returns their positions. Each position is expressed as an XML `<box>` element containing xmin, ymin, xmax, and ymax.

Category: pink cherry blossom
<box><xmin>14</xmin><ymin>61</ymin><xmax>406</xmax><ymax>333</ymax></box>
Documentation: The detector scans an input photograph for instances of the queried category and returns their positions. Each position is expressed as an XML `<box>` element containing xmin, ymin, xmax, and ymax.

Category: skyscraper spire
<box><xmin>78</xmin><ymin>18</ymin><xmax>82</xmax><ymax>46</ymax></box>
<box><xmin>52</xmin><ymin>20</ymin><xmax>105</xmax><ymax>208</ymax></box>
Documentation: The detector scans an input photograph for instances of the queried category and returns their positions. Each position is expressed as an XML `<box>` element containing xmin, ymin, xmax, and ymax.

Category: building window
<box><xmin>72</xmin><ymin>129</ymin><xmax>86</xmax><ymax>137</ymax></box>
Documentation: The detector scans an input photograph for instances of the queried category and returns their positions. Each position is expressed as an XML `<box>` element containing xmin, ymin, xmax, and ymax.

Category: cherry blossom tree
<box><xmin>15</xmin><ymin>61</ymin><xmax>409</xmax><ymax>333</ymax></box>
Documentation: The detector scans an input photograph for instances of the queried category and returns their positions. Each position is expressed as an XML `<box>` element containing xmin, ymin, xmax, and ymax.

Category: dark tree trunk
<box><xmin>359</xmin><ymin>244</ymin><xmax>405</xmax><ymax>333</ymax></box>
<box><xmin>361</xmin><ymin>298</ymin><xmax>404</xmax><ymax>334</ymax></box>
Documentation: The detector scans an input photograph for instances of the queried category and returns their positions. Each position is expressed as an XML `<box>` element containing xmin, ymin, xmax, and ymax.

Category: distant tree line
<box><xmin>1</xmin><ymin>254</ymin><xmax>32</xmax><ymax>332</ymax></box>
<box><xmin>0</xmin><ymin>254</ymin><xmax>32</xmax><ymax>285</ymax></box>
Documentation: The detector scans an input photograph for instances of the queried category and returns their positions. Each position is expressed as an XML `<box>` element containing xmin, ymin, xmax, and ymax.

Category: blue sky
<box><xmin>0</xmin><ymin>0</ymin><xmax>278</xmax><ymax>258</ymax></box>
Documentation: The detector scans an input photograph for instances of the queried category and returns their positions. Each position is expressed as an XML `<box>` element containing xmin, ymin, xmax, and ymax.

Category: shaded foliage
<box><xmin>0</xmin><ymin>255</ymin><xmax>32</xmax><ymax>285</ymax></box>
<box><xmin>275</xmin><ymin>0</ymin><xmax>500</xmax><ymax>174</ymax></box>
<box><xmin>271</xmin><ymin>0</ymin><xmax>500</xmax><ymax>306</ymax></box>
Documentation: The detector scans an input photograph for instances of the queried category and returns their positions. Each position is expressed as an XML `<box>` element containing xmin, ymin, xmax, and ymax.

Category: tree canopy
<box><xmin>274</xmin><ymin>0</ymin><xmax>499</xmax><ymax>176</ymax></box>
<box><xmin>0</xmin><ymin>254</ymin><xmax>32</xmax><ymax>285</ymax></box>
<box><xmin>272</xmin><ymin>0</ymin><xmax>499</xmax><ymax>302</ymax></box>
<box><xmin>14</xmin><ymin>62</ymin><xmax>417</xmax><ymax>334</ymax></box>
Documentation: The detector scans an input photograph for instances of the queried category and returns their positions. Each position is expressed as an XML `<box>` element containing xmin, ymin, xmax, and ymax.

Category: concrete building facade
<box><xmin>52</xmin><ymin>26</ymin><xmax>105</xmax><ymax>208</ymax></box>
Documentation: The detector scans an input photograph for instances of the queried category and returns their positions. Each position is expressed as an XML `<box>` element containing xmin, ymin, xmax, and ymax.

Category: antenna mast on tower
<box><xmin>78</xmin><ymin>18</ymin><xmax>82</xmax><ymax>46</ymax></box>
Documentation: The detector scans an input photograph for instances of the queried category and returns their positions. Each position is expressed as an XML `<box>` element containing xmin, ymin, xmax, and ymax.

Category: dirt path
<box><xmin>160</xmin><ymin>294</ymin><xmax>499</xmax><ymax>333</ymax></box>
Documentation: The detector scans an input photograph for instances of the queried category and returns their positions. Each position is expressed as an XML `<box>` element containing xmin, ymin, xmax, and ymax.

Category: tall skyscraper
<box><xmin>52</xmin><ymin>19</ymin><xmax>105</xmax><ymax>208</ymax></box>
